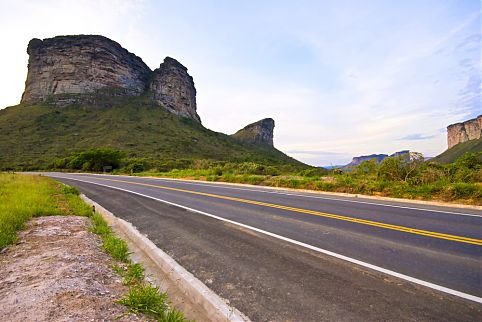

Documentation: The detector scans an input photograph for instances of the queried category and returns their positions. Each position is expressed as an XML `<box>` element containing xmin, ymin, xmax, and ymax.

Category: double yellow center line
<box><xmin>91</xmin><ymin>177</ymin><xmax>482</xmax><ymax>246</ymax></box>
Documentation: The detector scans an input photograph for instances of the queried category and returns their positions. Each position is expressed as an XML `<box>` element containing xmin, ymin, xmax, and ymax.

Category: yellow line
<box><xmin>91</xmin><ymin>177</ymin><xmax>482</xmax><ymax>246</ymax></box>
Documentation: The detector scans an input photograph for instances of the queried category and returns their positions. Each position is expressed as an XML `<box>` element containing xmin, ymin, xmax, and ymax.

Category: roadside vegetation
<box><xmin>10</xmin><ymin>148</ymin><xmax>482</xmax><ymax>205</ymax></box>
<box><xmin>90</xmin><ymin>209</ymin><xmax>191</xmax><ymax>322</ymax></box>
<box><xmin>131</xmin><ymin>152</ymin><xmax>482</xmax><ymax>205</ymax></box>
<box><xmin>0</xmin><ymin>173</ymin><xmax>191</xmax><ymax>322</ymax></box>
<box><xmin>0</xmin><ymin>173</ymin><xmax>90</xmax><ymax>249</ymax></box>
<box><xmin>50</xmin><ymin>149</ymin><xmax>480</xmax><ymax>204</ymax></box>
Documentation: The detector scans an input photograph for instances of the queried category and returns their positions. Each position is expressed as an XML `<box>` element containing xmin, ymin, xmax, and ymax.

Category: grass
<box><xmin>88</xmin><ymin>193</ymin><xmax>191</xmax><ymax>322</ymax></box>
<box><xmin>122</xmin><ymin>263</ymin><xmax>145</xmax><ymax>285</ymax></box>
<box><xmin>0</xmin><ymin>173</ymin><xmax>190</xmax><ymax>322</ymax></box>
<box><xmin>89</xmin><ymin>212</ymin><xmax>129</xmax><ymax>262</ymax></box>
<box><xmin>0</xmin><ymin>173</ymin><xmax>90</xmax><ymax>249</ymax></box>
<box><xmin>0</xmin><ymin>94</ymin><xmax>303</xmax><ymax>170</ymax></box>
<box><xmin>118</xmin><ymin>284</ymin><xmax>189</xmax><ymax>322</ymax></box>
<box><xmin>430</xmin><ymin>138</ymin><xmax>482</xmax><ymax>164</ymax></box>
<box><xmin>135</xmin><ymin>153</ymin><xmax>482</xmax><ymax>205</ymax></box>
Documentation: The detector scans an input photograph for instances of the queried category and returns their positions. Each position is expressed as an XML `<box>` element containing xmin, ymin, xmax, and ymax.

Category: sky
<box><xmin>0</xmin><ymin>0</ymin><xmax>480</xmax><ymax>166</ymax></box>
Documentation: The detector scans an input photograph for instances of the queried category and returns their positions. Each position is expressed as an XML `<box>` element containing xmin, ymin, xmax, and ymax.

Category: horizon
<box><xmin>1</xmin><ymin>0</ymin><xmax>480</xmax><ymax>166</ymax></box>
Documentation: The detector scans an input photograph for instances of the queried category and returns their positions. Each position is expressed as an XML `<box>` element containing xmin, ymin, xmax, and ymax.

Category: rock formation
<box><xmin>20</xmin><ymin>35</ymin><xmax>201</xmax><ymax>123</ymax></box>
<box><xmin>447</xmin><ymin>115</ymin><xmax>482</xmax><ymax>149</ymax></box>
<box><xmin>149</xmin><ymin>57</ymin><xmax>200</xmax><ymax>122</ymax></box>
<box><xmin>345</xmin><ymin>150</ymin><xmax>409</xmax><ymax>167</ymax></box>
<box><xmin>231</xmin><ymin>118</ymin><xmax>275</xmax><ymax>146</ymax></box>
<box><xmin>21</xmin><ymin>35</ymin><xmax>150</xmax><ymax>103</ymax></box>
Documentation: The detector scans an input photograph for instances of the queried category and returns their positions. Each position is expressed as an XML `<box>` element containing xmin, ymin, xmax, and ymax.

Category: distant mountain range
<box><xmin>344</xmin><ymin>150</ymin><xmax>410</xmax><ymax>168</ymax></box>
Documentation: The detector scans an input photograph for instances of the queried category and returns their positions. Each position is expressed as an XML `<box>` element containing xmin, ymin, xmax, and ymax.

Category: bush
<box><xmin>377</xmin><ymin>152</ymin><xmax>424</xmax><ymax>182</ymax></box>
<box><xmin>64</xmin><ymin>148</ymin><xmax>126</xmax><ymax>171</ymax></box>
<box><xmin>449</xmin><ymin>183</ymin><xmax>481</xmax><ymax>200</ymax></box>
<box><xmin>299</xmin><ymin>167</ymin><xmax>328</xmax><ymax>177</ymax></box>
<box><xmin>124</xmin><ymin>158</ymin><xmax>151</xmax><ymax>173</ymax></box>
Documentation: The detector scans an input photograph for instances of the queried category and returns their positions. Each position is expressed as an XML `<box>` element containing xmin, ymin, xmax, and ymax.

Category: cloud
<box><xmin>285</xmin><ymin>150</ymin><xmax>345</xmax><ymax>156</ymax></box>
<box><xmin>0</xmin><ymin>0</ymin><xmax>479</xmax><ymax>166</ymax></box>
<box><xmin>400</xmin><ymin>134</ymin><xmax>436</xmax><ymax>141</ymax></box>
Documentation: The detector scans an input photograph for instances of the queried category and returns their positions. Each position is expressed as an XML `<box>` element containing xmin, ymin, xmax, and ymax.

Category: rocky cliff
<box><xmin>20</xmin><ymin>35</ymin><xmax>201</xmax><ymax>123</ymax></box>
<box><xmin>447</xmin><ymin>115</ymin><xmax>482</xmax><ymax>149</ymax></box>
<box><xmin>231</xmin><ymin>118</ymin><xmax>275</xmax><ymax>146</ymax></box>
<box><xmin>149</xmin><ymin>57</ymin><xmax>200</xmax><ymax>122</ymax></box>
<box><xmin>21</xmin><ymin>35</ymin><xmax>151</xmax><ymax>103</ymax></box>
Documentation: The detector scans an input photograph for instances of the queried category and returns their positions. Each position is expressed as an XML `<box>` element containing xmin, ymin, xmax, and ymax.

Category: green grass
<box><xmin>89</xmin><ymin>198</ymin><xmax>190</xmax><ymax>322</ymax></box>
<box><xmin>431</xmin><ymin>138</ymin><xmax>482</xmax><ymax>164</ymax></box>
<box><xmin>0</xmin><ymin>173</ymin><xmax>190</xmax><ymax>321</ymax></box>
<box><xmin>118</xmin><ymin>284</ymin><xmax>191</xmax><ymax>322</ymax></box>
<box><xmin>118</xmin><ymin>284</ymin><xmax>168</xmax><ymax>317</ymax></box>
<box><xmin>0</xmin><ymin>173</ymin><xmax>88</xmax><ymax>249</ymax></box>
<box><xmin>0</xmin><ymin>94</ymin><xmax>303</xmax><ymax>170</ymax></box>
<box><xmin>137</xmin><ymin>153</ymin><xmax>482</xmax><ymax>205</ymax></box>
<box><xmin>122</xmin><ymin>263</ymin><xmax>145</xmax><ymax>285</ymax></box>
<box><xmin>89</xmin><ymin>212</ymin><xmax>130</xmax><ymax>262</ymax></box>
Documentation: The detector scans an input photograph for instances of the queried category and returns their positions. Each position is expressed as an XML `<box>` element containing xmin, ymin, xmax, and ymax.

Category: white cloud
<box><xmin>0</xmin><ymin>0</ymin><xmax>148</xmax><ymax>107</ymax></box>
<box><xmin>0</xmin><ymin>1</ymin><xmax>479</xmax><ymax>166</ymax></box>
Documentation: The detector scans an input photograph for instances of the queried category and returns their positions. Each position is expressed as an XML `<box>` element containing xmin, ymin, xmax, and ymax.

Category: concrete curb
<box><xmin>80</xmin><ymin>194</ymin><xmax>251</xmax><ymax>322</ymax></box>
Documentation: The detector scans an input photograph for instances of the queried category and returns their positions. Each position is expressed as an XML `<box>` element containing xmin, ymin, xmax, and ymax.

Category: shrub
<box><xmin>118</xmin><ymin>284</ymin><xmax>168</xmax><ymax>319</ymax></box>
<box><xmin>66</xmin><ymin>148</ymin><xmax>126</xmax><ymax>171</ymax></box>
<box><xmin>449</xmin><ymin>183</ymin><xmax>481</xmax><ymax>200</ymax></box>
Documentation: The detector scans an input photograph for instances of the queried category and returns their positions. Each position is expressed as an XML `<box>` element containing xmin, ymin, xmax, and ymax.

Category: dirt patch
<box><xmin>0</xmin><ymin>216</ymin><xmax>147</xmax><ymax>321</ymax></box>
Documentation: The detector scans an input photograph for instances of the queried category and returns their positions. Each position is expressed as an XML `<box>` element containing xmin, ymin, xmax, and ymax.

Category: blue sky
<box><xmin>1</xmin><ymin>0</ymin><xmax>480</xmax><ymax>165</ymax></box>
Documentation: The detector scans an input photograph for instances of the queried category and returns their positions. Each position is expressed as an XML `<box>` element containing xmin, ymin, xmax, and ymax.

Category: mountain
<box><xmin>344</xmin><ymin>150</ymin><xmax>409</xmax><ymax>167</ymax></box>
<box><xmin>0</xmin><ymin>35</ymin><xmax>304</xmax><ymax>170</ymax></box>
<box><xmin>231</xmin><ymin>118</ymin><xmax>275</xmax><ymax>146</ymax></box>
<box><xmin>447</xmin><ymin>115</ymin><xmax>481</xmax><ymax>149</ymax></box>
<box><xmin>431</xmin><ymin>116</ymin><xmax>482</xmax><ymax>164</ymax></box>
<box><xmin>432</xmin><ymin>138</ymin><xmax>482</xmax><ymax>164</ymax></box>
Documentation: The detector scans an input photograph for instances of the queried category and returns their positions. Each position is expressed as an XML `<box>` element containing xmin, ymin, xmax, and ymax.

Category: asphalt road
<box><xmin>44</xmin><ymin>172</ymin><xmax>481</xmax><ymax>321</ymax></box>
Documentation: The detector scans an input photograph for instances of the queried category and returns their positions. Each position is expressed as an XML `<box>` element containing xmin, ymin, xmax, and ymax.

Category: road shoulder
<box><xmin>0</xmin><ymin>215</ymin><xmax>146</xmax><ymax>321</ymax></box>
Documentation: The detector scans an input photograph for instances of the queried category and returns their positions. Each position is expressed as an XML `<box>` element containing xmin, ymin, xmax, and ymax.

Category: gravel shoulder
<box><xmin>0</xmin><ymin>215</ymin><xmax>147</xmax><ymax>322</ymax></box>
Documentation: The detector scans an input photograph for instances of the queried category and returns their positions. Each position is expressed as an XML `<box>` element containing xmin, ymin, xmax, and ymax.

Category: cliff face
<box><xmin>21</xmin><ymin>35</ymin><xmax>151</xmax><ymax>103</ymax></box>
<box><xmin>20</xmin><ymin>35</ymin><xmax>201</xmax><ymax>123</ymax></box>
<box><xmin>231</xmin><ymin>118</ymin><xmax>275</xmax><ymax>146</ymax></box>
<box><xmin>149</xmin><ymin>57</ymin><xmax>200</xmax><ymax>122</ymax></box>
<box><xmin>447</xmin><ymin>115</ymin><xmax>482</xmax><ymax>149</ymax></box>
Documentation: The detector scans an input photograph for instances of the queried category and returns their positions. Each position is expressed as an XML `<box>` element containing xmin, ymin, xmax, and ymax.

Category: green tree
<box><xmin>67</xmin><ymin>148</ymin><xmax>125</xmax><ymax>171</ymax></box>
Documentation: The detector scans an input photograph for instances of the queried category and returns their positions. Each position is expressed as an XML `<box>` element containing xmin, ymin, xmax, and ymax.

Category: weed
<box><xmin>163</xmin><ymin>309</ymin><xmax>192</xmax><ymax>322</ymax></box>
<box><xmin>123</xmin><ymin>263</ymin><xmax>145</xmax><ymax>285</ymax></box>
<box><xmin>102</xmin><ymin>234</ymin><xmax>129</xmax><ymax>262</ymax></box>
<box><xmin>0</xmin><ymin>174</ymin><xmax>66</xmax><ymax>248</ymax></box>
<box><xmin>118</xmin><ymin>284</ymin><xmax>168</xmax><ymax>319</ymax></box>
<box><xmin>90</xmin><ymin>212</ymin><xmax>111</xmax><ymax>236</ymax></box>
<box><xmin>60</xmin><ymin>185</ymin><xmax>80</xmax><ymax>195</ymax></box>
<box><xmin>89</xmin><ymin>211</ymin><xmax>129</xmax><ymax>261</ymax></box>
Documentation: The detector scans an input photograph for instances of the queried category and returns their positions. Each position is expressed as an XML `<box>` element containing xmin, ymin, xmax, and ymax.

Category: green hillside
<box><xmin>0</xmin><ymin>94</ymin><xmax>304</xmax><ymax>170</ymax></box>
<box><xmin>431</xmin><ymin>138</ymin><xmax>482</xmax><ymax>164</ymax></box>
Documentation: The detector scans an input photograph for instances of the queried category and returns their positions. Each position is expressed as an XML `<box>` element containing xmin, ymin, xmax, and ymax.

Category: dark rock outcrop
<box><xmin>232</xmin><ymin>118</ymin><xmax>275</xmax><ymax>146</ymax></box>
<box><xmin>20</xmin><ymin>35</ymin><xmax>201</xmax><ymax>123</ymax></box>
<box><xmin>149</xmin><ymin>57</ymin><xmax>200</xmax><ymax>122</ymax></box>
<box><xmin>447</xmin><ymin>115</ymin><xmax>481</xmax><ymax>149</ymax></box>
<box><xmin>21</xmin><ymin>35</ymin><xmax>151</xmax><ymax>103</ymax></box>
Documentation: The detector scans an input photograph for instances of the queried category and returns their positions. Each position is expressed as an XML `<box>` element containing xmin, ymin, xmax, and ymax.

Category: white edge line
<box><xmin>70</xmin><ymin>173</ymin><xmax>482</xmax><ymax>218</ymax></box>
<box><xmin>49</xmin><ymin>174</ymin><xmax>482</xmax><ymax>304</ymax></box>
<box><xmin>80</xmin><ymin>194</ymin><xmax>251</xmax><ymax>322</ymax></box>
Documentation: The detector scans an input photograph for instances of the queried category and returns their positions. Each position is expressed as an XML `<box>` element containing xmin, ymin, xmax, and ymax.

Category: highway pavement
<box><xmin>43</xmin><ymin>172</ymin><xmax>482</xmax><ymax>321</ymax></box>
